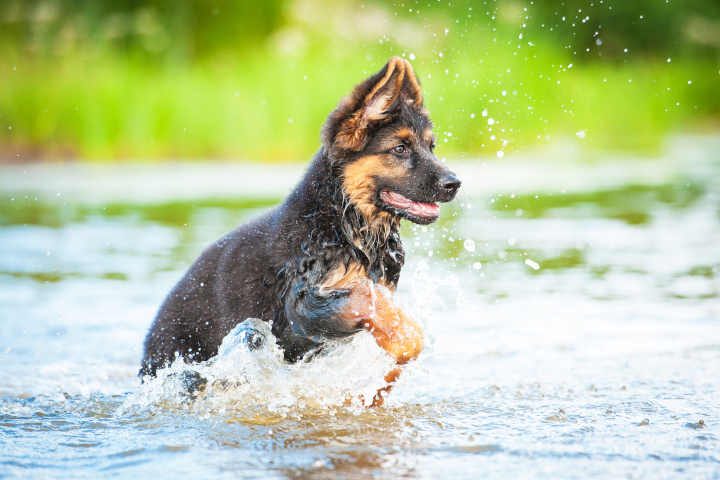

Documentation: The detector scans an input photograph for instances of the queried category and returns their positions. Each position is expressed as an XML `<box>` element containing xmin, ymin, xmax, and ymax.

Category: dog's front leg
<box><xmin>283</xmin><ymin>278</ymin><xmax>375</xmax><ymax>341</ymax></box>
<box><xmin>361</xmin><ymin>284</ymin><xmax>424</xmax><ymax>365</ymax></box>
<box><xmin>358</xmin><ymin>285</ymin><xmax>423</xmax><ymax>406</ymax></box>
<box><xmin>322</xmin><ymin>282</ymin><xmax>423</xmax><ymax>406</ymax></box>
<box><xmin>285</xmin><ymin>277</ymin><xmax>423</xmax><ymax>407</ymax></box>
<box><xmin>306</xmin><ymin>279</ymin><xmax>423</xmax><ymax>365</ymax></box>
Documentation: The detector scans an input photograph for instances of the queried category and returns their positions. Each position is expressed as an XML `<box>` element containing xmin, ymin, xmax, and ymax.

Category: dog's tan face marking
<box><xmin>379</xmin><ymin>126</ymin><xmax>434</xmax><ymax>153</ymax></box>
<box><xmin>342</xmin><ymin>154</ymin><xmax>403</xmax><ymax>235</ymax></box>
<box><xmin>393</xmin><ymin>126</ymin><xmax>418</xmax><ymax>145</ymax></box>
<box><xmin>375</xmin><ymin>126</ymin><xmax>432</xmax><ymax>155</ymax></box>
<box><xmin>341</xmin><ymin>123</ymin><xmax>441</xmax><ymax>234</ymax></box>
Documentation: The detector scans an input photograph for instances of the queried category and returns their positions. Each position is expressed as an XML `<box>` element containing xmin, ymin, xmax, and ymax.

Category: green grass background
<box><xmin>1</xmin><ymin>0</ymin><xmax>719</xmax><ymax>162</ymax></box>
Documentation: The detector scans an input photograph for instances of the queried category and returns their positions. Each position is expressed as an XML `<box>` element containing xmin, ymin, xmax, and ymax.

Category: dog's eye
<box><xmin>393</xmin><ymin>145</ymin><xmax>406</xmax><ymax>154</ymax></box>
<box><xmin>429</xmin><ymin>143</ymin><xmax>436</xmax><ymax>152</ymax></box>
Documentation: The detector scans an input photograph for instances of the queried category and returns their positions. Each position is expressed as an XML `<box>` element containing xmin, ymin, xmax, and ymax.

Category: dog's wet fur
<box><xmin>141</xmin><ymin>57</ymin><xmax>461</xmax><ymax>403</ymax></box>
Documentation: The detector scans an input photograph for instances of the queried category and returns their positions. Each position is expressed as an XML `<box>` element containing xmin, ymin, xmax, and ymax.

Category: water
<box><xmin>2</xmin><ymin>136</ymin><xmax>720</xmax><ymax>479</ymax></box>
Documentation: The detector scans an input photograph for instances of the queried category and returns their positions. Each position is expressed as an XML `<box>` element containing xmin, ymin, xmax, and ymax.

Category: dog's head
<box><xmin>322</xmin><ymin>57</ymin><xmax>461</xmax><ymax>229</ymax></box>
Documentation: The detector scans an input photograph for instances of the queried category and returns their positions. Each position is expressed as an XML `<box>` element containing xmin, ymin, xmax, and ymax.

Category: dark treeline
<box><xmin>3</xmin><ymin>0</ymin><xmax>719</xmax><ymax>63</ymax></box>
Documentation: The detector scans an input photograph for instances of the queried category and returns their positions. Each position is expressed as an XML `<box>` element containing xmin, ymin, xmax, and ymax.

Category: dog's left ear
<box><xmin>322</xmin><ymin>57</ymin><xmax>424</xmax><ymax>154</ymax></box>
<box><xmin>398</xmin><ymin>59</ymin><xmax>423</xmax><ymax>107</ymax></box>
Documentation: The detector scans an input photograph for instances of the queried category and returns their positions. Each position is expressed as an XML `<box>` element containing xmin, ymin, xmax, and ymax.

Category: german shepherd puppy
<box><xmin>141</xmin><ymin>57</ymin><xmax>461</xmax><ymax>404</ymax></box>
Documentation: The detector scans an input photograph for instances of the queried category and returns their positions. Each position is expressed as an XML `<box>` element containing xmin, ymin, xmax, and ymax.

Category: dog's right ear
<box><xmin>322</xmin><ymin>57</ymin><xmax>407</xmax><ymax>155</ymax></box>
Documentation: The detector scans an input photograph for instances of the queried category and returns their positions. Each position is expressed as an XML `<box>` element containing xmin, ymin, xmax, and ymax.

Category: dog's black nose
<box><xmin>439</xmin><ymin>173</ymin><xmax>462</xmax><ymax>193</ymax></box>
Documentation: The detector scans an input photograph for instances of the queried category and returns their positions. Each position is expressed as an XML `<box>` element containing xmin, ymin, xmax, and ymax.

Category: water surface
<box><xmin>2</xmin><ymin>136</ymin><xmax>719</xmax><ymax>479</ymax></box>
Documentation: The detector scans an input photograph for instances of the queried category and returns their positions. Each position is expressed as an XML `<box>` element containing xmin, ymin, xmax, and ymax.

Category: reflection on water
<box><xmin>1</xmin><ymin>138</ymin><xmax>719</xmax><ymax>478</ymax></box>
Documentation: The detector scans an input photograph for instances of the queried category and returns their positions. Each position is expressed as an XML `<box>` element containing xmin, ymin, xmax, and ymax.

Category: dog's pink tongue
<box><xmin>407</xmin><ymin>201</ymin><xmax>440</xmax><ymax>218</ymax></box>
<box><xmin>382</xmin><ymin>190</ymin><xmax>440</xmax><ymax>218</ymax></box>
<box><xmin>382</xmin><ymin>190</ymin><xmax>415</xmax><ymax>209</ymax></box>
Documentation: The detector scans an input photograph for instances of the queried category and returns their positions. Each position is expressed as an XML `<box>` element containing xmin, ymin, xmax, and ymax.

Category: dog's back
<box><xmin>141</xmin><ymin>169</ymin><xmax>318</xmax><ymax>376</ymax></box>
<box><xmin>140</xmin><ymin>213</ymin><xmax>271</xmax><ymax>376</ymax></box>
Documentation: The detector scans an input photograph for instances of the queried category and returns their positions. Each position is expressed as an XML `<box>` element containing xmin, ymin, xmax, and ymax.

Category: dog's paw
<box><xmin>363</xmin><ymin>290</ymin><xmax>424</xmax><ymax>364</ymax></box>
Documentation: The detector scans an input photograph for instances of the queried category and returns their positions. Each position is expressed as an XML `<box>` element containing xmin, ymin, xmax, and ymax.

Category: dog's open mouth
<box><xmin>380</xmin><ymin>190</ymin><xmax>440</xmax><ymax>221</ymax></box>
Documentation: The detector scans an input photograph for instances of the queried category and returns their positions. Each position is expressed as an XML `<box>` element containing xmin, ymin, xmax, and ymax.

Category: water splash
<box><xmin>119</xmin><ymin>319</ymin><xmax>398</xmax><ymax>417</ymax></box>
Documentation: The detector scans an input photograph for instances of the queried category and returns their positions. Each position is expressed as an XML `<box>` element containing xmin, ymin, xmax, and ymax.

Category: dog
<box><xmin>140</xmin><ymin>57</ymin><xmax>461</xmax><ymax>405</ymax></box>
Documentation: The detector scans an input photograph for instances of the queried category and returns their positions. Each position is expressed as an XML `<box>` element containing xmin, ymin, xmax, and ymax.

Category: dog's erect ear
<box><xmin>360</xmin><ymin>56</ymin><xmax>406</xmax><ymax>123</ymax></box>
<box><xmin>399</xmin><ymin>58</ymin><xmax>423</xmax><ymax>107</ymax></box>
<box><xmin>323</xmin><ymin>57</ymin><xmax>424</xmax><ymax>154</ymax></box>
<box><xmin>322</xmin><ymin>57</ymin><xmax>406</xmax><ymax>153</ymax></box>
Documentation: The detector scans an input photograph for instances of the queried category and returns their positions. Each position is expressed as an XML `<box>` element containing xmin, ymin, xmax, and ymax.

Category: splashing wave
<box><xmin>119</xmin><ymin>319</ymin><xmax>399</xmax><ymax>417</ymax></box>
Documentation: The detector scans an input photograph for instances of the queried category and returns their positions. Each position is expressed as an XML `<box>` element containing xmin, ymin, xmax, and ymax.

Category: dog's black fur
<box><xmin>141</xmin><ymin>57</ymin><xmax>460</xmax><ymax>378</ymax></box>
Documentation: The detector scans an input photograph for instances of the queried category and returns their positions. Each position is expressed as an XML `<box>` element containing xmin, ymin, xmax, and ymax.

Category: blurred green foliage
<box><xmin>1</xmin><ymin>0</ymin><xmax>719</xmax><ymax>161</ymax></box>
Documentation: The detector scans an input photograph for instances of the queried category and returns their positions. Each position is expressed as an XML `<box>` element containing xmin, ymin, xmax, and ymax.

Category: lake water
<box><xmin>1</xmin><ymin>136</ymin><xmax>719</xmax><ymax>479</ymax></box>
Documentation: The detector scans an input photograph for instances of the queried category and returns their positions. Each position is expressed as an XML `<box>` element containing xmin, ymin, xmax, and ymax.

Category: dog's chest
<box><xmin>336</xmin><ymin>232</ymin><xmax>405</xmax><ymax>288</ymax></box>
<box><xmin>374</xmin><ymin>232</ymin><xmax>405</xmax><ymax>287</ymax></box>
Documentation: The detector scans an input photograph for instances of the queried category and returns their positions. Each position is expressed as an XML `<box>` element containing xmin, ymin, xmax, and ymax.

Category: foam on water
<box><xmin>4</xmin><ymin>140</ymin><xmax>720</xmax><ymax>478</ymax></box>
<box><xmin>120</xmin><ymin>318</ymin><xmax>400</xmax><ymax>416</ymax></box>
